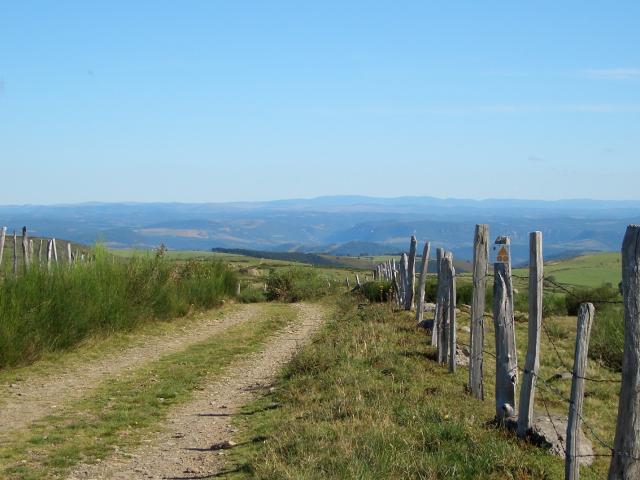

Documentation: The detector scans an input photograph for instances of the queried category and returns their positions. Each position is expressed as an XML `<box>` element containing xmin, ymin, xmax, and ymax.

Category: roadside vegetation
<box><xmin>0</xmin><ymin>304</ymin><xmax>298</xmax><ymax>479</ymax></box>
<box><xmin>0</xmin><ymin>246</ymin><xmax>237</xmax><ymax>368</ymax></box>
<box><xmin>228</xmin><ymin>286</ymin><xmax>623</xmax><ymax>478</ymax></box>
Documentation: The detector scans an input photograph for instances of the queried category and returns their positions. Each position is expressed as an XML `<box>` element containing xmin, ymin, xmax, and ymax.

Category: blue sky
<box><xmin>1</xmin><ymin>1</ymin><xmax>638</xmax><ymax>203</ymax></box>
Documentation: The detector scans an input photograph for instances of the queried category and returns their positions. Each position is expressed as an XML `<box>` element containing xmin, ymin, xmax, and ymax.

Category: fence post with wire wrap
<box><xmin>518</xmin><ymin>231</ymin><xmax>543</xmax><ymax>438</ymax></box>
<box><xmin>609</xmin><ymin>225</ymin><xmax>640</xmax><ymax>479</ymax></box>
<box><xmin>415</xmin><ymin>241</ymin><xmax>431</xmax><ymax>324</ymax></box>
<box><xmin>470</xmin><ymin>224</ymin><xmax>489</xmax><ymax>400</ymax></box>
<box><xmin>445</xmin><ymin>254</ymin><xmax>457</xmax><ymax>373</ymax></box>
<box><xmin>493</xmin><ymin>235</ymin><xmax>518</xmax><ymax>422</ymax></box>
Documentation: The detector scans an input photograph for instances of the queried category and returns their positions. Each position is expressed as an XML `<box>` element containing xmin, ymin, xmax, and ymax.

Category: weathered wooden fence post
<box><xmin>38</xmin><ymin>238</ymin><xmax>43</xmax><ymax>264</ymax></box>
<box><xmin>22</xmin><ymin>227</ymin><xmax>30</xmax><ymax>271</ymax></box>
<box><xmin>406</xmin><ymin>235</ymin><xmax>417</xmax><ymax>310</ymax></box>
<box><xmin>46</xmin><ymin>239</ymin><xmax>53</xmax><ymax>271</ymax></box>
<box><xmin>566</xmin><ymin>303</ymin><xmax>595</xmax><ymax>480</ymax></box>
<box><xmin>609</xmin><ymin>225</ymin><xmax>640</xmax><ymax>479</ymax></box>
<box><xmin>52</xmin><ymin>238</ymin><xmax>58</xmax><ymax>263</ymax></box>
<box><xmin>518</xmin><ymin>231</ymin><xmax>543</xmax><ymax>438</ymax></box>
<box><xmin>0</xmin><ymin>226</ymin><xmax>6</xmax><ymax>268</ymax></box>
<box><xmin>400</xmin><ymin>253</ymin><xmax>409</xmax><ymax>308</ymax></box>
<box><xmin>470</xmin><ymin>224</ymin><xmax>489</xmax><ymax>399</ymax></box>
<box><xmin>438</xmin><ymin>252</ymin><xmax>452</xmax><ymax>364</ymax></box>
<box><xmin>12</xmin><ymin>230</ymin><xmax>18</xmax><ymax>275</ymax></box>
<box><xmin>355</xmin><ymin>274</ymin><xmax>361</xmax><ymax>287</ymax></box>
<box><xmin>493</xmin><ymin>236</ymin><xmax>518</xmax><ymax>422</ymax></box>
<box><xmin>415</xmin><ymin>241</ymin><xmax>431</xmax><ymax>323</ymax></box>
<box><xmin>447</xmin><ymin>255</ymin><xmax>457</xmax><ymax>373</ymax></box>
<box><xmin>432</xmin><ymin>248</ymin><xmax>445</xmax><ymax>347</ymax></box>
<box><xmin>67</xmin><ymin>242</ymin><xmax>72</xmax><ymax>264</ymax></box>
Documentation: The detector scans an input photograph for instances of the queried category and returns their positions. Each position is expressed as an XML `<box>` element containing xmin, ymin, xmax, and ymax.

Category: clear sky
<box><xmin>1</xmin><ymin>1</ymin><xmax>638</xmax><ymax>204</ymax></box>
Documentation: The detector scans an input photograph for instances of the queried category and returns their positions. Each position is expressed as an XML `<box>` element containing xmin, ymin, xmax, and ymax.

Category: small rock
<box><xmin>549</xmin><ymin>372</ymin><xmax>573</xmax><ymax>381</ymax></box>
<box><xmin>528</xmin><ymin>413</ymin><xmax>593</xmax><ymax>466</ymax></box>
<box><xmin>210</xmin><ymin>440</ymin><xmax>236</xmax><ymax>451</ymax></box>
<box><xmin>460</xmin><ymin>326</ymin><xmax>471</xmax><ymax>333</ymax></box>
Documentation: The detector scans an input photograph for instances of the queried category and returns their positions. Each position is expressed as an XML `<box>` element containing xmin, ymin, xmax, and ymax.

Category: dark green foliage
<box><xmin>0</xmin><ymin>246</ymin><xmax>237</xmax><ymax>368</ymax></box>
<box><xmin>265</xmin><ymin>267</ymin><xmax>333</xmax><ymax>302</ymax></box>
<box><xmin>564</xmin><ymin>284</ymin><xmax>621</xmax><ymax>316</ymax></box>
<box><xmin>456</xmin><ymin>283</ymin><xmax>473</xmax><ymax>305</ymax></box>
<box><xmin>361</xmin><ymin>281</ymin><xmax>392</xmax><ymax>302</ymax></box>
<box><xmin>589</xmin><ymin>305</ymin><xmax>624</xmax><ymax>371</ymax></box>
<box><xmin>543</xmin><ymin>293</ymin><xmax>568</xmax><ymax>316</ymax></box>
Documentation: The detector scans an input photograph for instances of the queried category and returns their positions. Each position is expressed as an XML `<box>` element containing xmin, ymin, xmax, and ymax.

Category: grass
<box><xmin>226</xmin><ymin>296</ymin><xmax>620</xmax><ymax>479</ymax></box>
<box><xmin>513</xmin><ymin>252</ymin><xmax>621</xmax><ymax>288</ymax></box>
<box><xmin>0</xmin><ymin>303</ymin><xmax>298</xmax><ymax>479</ymax></box>
<box><xmin>0</xmin><ymin>246</ymin><xmax>237</xmax><ymax>368</ymax></box>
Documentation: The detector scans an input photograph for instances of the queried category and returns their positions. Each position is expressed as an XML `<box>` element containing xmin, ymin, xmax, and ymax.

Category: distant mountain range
<box><xmin>1</xmin><ymin>196</ymin><xmax>639</xmax><ymax>265</ymax></box>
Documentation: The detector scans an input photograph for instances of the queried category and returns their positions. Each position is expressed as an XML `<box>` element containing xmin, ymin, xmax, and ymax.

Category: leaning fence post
<box><xmin>415</xmin><ymin>241</ymin><xmax>432</xmax><ymax>323</ymax></box>
<box><xmin>518</xmin><ymin>231</ymin><xmax>543</xmax><ymax>438</ymax></box>
<box><xmin>400</xmin><ymin>253</ymin><xmax>408</xmax><ymax>307</ymax></box>
<box><xmin>470</xmin><ymin>224</ymin><xmax>489</xmax><ymax>399</ymax></box>
<box><xmin>609</xmin><ymin>225</ymin><xmax>640</xmax><ymax>479</ymax></box>
<box><xmin>0</xmin><ymin>226</ymin><xmax>6</xmax><ymax>268</ymax></box>
<box><xmin>432</xmin><ymin>248</ymin><xmax>445</xmax><ymax>347</ymax></box>
<box><xmin>447</xmin><ymin>256</ymin><xmax>457</xmax><ymax>373</ymax></box>
<box><xmin>493</xmin><ymin>236</ymin><xmax>518</xmax><ymax>422</ymax></box>
<box><xmin>565</xmin><ymin>303</ymin><xmax>595</xmax><ymax>480</ymax></box>
<box><xmin>406</xmin><ymin>235</ymin><xmax>417</xmax><ymax>310</ymax></box>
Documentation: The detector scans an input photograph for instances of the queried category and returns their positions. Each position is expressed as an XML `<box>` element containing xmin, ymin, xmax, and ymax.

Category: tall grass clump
<box><xmin>265</xmin><ymin>266</ymin><xmax>334</xmax><ymax>302</ymax></box>
<box><xmin>0</xmin><ymin>246</ymin><xmax>237</xmax><ymax>368</ymax></box>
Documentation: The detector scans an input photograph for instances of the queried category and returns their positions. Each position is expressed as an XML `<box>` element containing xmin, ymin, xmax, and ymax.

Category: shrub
<box><xmin>361</xmin><ymin>281</ymin><xmax>392</xmax><ymax>303</ymax></box>
<box><xmin>265</xmin><ymin>267</ymin><xmax>331</xmax><ymax>302</ymax></box>
<box><xmin>238</xmin><ymin>286</ymin><xmax>266</xmax><ymax>303</ymax></box>
<box><xmin>456</xmin><ymin>283</ymin><xmax>473</xmax><ymax>305</ymax></box>
<box><xmin>543</xmin><ymin>293</ymin><xmax>568</xmax><ymax>316</ymax></box>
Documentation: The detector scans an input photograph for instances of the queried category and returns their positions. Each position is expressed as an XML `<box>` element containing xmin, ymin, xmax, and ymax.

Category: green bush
<box><xmin>0</xmin><ymin>246</ymin><xmax>237</xmax><ymax>368</ymax></box>
<box><xmin>589</xmin><ymin>305</ymin><xmax>624</xmax><ymax>371</ymax></box>
<box><xmin>361</xmin><ymin>281</ymin><xmax>392</xmax><ymax>302</ymax></box>
<box><xmin>543</xmin><ymin>293</ymin><xmax>568</xmax><ymax>316</ymax></box>
<box><xmin>265</xmin><ymin>267</ymin><xmax>332</xmax><ymax>302</ymax></box>
<box><xmin>456</xmin><ymin>283</ymin><xmax>473</xmax><ymax>305</ymax></box>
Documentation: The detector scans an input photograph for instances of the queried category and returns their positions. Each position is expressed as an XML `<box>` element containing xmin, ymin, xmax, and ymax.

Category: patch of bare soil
<box><xmin>0</xmin><ymin>304</ymin><xmax>262</xmax><ymax>435</ymax></box>
<box><xmin>69</xmin><ymin>303</ymin><xmax>326</xmax><ymax>480</ymax></box>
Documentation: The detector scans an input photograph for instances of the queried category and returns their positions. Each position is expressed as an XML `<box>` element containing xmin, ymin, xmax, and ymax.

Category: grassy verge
<box><xmin>227</xmin><ymin>297</ymin><xmax>618</xmax><ymax>479</ymax></box>
<box><xmin>0</xmin><ymin>304</ymin><xmax>297</xmax><ymax>480</ymax></box>
<box><xmin>0</xmin><ymin>246</ymin><xmax>237</xmax><ymax>368</ymax></box>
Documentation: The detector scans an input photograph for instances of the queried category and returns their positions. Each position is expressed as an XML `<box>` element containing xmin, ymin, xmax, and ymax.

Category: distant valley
<box><xmin>1</xmin><ymin>196</ymin><xmax>639</xmax><ymax>265</ymax></box>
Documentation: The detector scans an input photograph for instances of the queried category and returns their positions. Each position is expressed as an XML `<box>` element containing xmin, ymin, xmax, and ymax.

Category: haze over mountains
<box><xmin>2</xmin><ymin>196</ymin><xmax>639</xmax><ymax>265</ymax></box>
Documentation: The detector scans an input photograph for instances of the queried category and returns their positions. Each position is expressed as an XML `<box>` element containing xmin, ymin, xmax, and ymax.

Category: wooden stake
<box><xmin>609</xmin><ymin>225</ymin><xmax>640</xmax><ymax>479</ymax></box>
<box><xmin>566</xmin><ymin>303</ymin><xmax>595</xmax><ymax>480</ymax></box>
<box><xmin>22</xmin><ymin>226</ymin><xmax>30</xmax><ymax>271</ymax></box>
<box><xmin>493</xmin><ymin>236</ymin><xmax>518</xmax><ymax>422</ymax></box>
<box><xmin>518</xmin><ymin>231</ymin><xmax>543</xmax><ymax>438</ymax></box>
<box><xmin>447</xmin><ymin>255</ymin><xmax>457</xmax><ymax>373</ymax></box>
<box><xmin>46</xmin><ymin>239</ymin><xmax>53</xmax><ymax>271</ymax></box>
<box><xmin>438</xmin><ymin>252</ymin><xmax>452</xmax><ymax>364</ymax></box>
<box><xmin>406</xmin><ymin>235</ymin><xmax>417</xmax><ymax>310</ymax></box>
<box><xmin>432</xmin><ymin>248</ymin><xmax>445</xmax><ymax>347</ymax></box>
<box><xmin>52</xmin><ymin>238</ymin><xmax>58</xmax><ymax>263</ymax></box>
<box><xmin>470</xmin><ymin>224</ymin><xmax>489</xmax><ymax>400</ymax></box>
<box><xmin>0</xmin><ymin>226</ymin><xmax>6</xmax><ymax>268</ymax></box>
<box><xmin>415</xmin><ymin>241</ymin><xmax>432</xmax><ymax>323</ymax></box>
<box><xmin>12</xmin><ymin>230</ymin><xmax>17</xmax><ymax>275</ymax></box>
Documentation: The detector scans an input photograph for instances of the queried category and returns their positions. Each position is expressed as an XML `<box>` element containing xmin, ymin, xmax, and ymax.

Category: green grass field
<box><xmin>513</xmin><ymin>252</ymin><xmax>620</xmax><ymax>288</ymax></box>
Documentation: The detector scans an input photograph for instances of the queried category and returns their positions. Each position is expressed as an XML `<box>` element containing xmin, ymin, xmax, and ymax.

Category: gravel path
<box><xmin>68</xmin><ymin>303</ymin><xmax>326</xmax><ymax>480</ymax></box>
<box><xmin>0</xmin><ymin>304</ymin><xmax>262</xmax><ymax>435</ymax></box>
